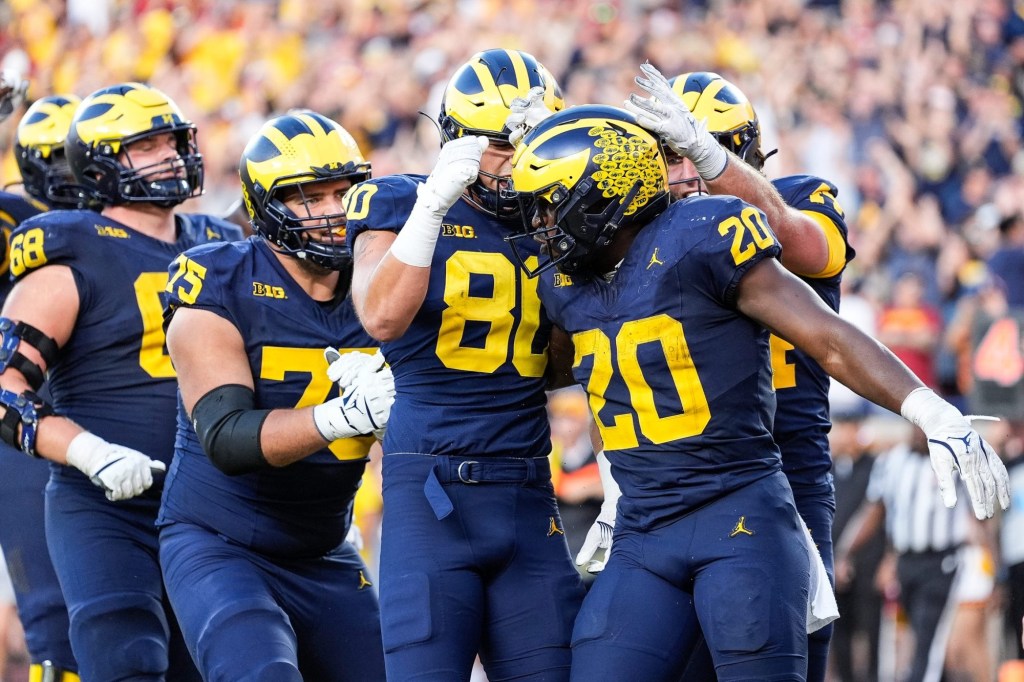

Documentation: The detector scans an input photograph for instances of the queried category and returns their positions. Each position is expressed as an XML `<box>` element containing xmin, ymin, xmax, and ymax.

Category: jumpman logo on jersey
<box><xmin>647</xmin><ymin>248</ymin><xmax>665</xmax><ymax>269</ymax></box>
<box><xmin>357</xmin><ymin>570</ymin><xmax>373</xmax><ymax>590</ymax></box>
<box><xmin>730</xmin><ymin>516</ymin><xmax>754</xmax><ymax>537</ymax></box>
<box><xmin>547</xmin><ymin>517</ymin><xmax>564</xmax><ymax>536</ymax></box>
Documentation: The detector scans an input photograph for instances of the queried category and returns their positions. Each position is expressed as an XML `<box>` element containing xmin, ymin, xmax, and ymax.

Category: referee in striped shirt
<box><xmin>837</xmin><ymin>426</ymin><xmax>972</xmax><ymax>682</ymax></box>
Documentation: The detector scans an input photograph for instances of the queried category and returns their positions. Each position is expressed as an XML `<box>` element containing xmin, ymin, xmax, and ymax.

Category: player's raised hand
<box><xmin>625</xmin><ymin>62</ymin><xmax>728</xmax><ymax>180</ymax></box>
<box><xmin>901</xmin><ymin>387</ymin><xmax>1011</xmax><ymax>520</ymax></box>
<box><xmin>65</xmin><ymin>432</ymin><xmax>165</xmax><ymax>501</ymax></box>
<box><xmin>418</xmin><ymin>135</ymin><xmax>490</xmax><ymax>216</ymax></box>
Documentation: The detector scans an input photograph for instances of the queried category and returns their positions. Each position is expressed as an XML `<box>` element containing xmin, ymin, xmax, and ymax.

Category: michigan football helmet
<box><xmin>668</xmin><ymin>72</ymin><xmax>766</xmax><ymax>170</ymax></box>
<box><xmin>14</xmin><ymin>94</ymin><xmax>84</xmax><ymax>208</ymax></box>
<box><xmin>508</xmin><ymin>105</ymin><xmax>670</xmax><ymax>278</ymax></box>
<box><xmin>438</xmin><ymin>49</ymin><xmax>564</xmax><ymax>220</ymax></box>
<box><xmin>239</xmin><ymin>111</ymin><xmax>371</xmax><ymax>271</ymax></box>
<box><xmin>66</xmin><ymin>82</ymin><xmax>203</xmax><ymax>207</ymax></box>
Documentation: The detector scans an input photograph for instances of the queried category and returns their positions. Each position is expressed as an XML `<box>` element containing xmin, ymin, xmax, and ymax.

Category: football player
<box><xmin>623</xmin><ymin>65</ymin><xmax>853</xmax><ymax>681</ymax></box>
<box><xmin>0</xmin><ymin>94</ymin><xmax>81</xmax><ymax>682</ymax></box>
<box><xmin>345</xmin><ymin>48</ymin><xmax>587</xmax><ymax>680</ymax></box>
<box><xmin>508</xmin><ymin>107</ymin><xmax>1009</xmax><ymax>681</ymax></box>
<box><xmin>0</xmin><ymin>82</ymin><xmax>244</xmax><ymax>681</ymax></box>
<box><xmin>159</xmin><ymin>110</ymin><xmax>392</xmax><ymax>682</ymax></box>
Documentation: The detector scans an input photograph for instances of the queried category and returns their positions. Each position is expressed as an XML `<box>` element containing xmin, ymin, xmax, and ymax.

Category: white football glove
<box><xmin>623</xmin><ymin>62</ymin><xmax>728</xmax><ymax>180</ymax></box>
<box><xmin>901</xmin><ymin>387</ymin><xmax>1011</xmax><ymax>520</ymax></box>
<box><xmin>313</xmin><ymin>363</ymin><xmax>395</xmax><ymax>441</ymax></box>
<box><xmin>65</xmin><ymin>432</ymin><xmax>166</xmax><ymax>501</ymax></box>
<box><xmin>506</xmin><ymin>86</ymin><xmax>554</xmax><ymax>146</ymax></box>
<box><xmin>575</xmin><ymin>451</ymin><xmax>621</xmax><ymax>574</ymax></box>
<box><xmin>325</xmin><ymin>348</ymin><xmax>387</xmax><ymax>390</ymax></box>
<box><xmin>417</xmin><ymin>135</ymin><xmax>489</xmax><ymax>216</ymax></box>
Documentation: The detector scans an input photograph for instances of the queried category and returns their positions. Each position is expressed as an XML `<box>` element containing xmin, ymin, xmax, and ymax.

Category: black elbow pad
<box><xmin>190</xmin><ymin>384</ymin><xmax>271</xmax><ymax>476</ymax></box>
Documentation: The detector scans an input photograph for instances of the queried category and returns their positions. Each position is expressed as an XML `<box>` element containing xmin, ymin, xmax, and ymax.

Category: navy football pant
<box><xmin>45</xmin><ymin>477</ymin><xmax>198</xmax><ymax>682</ymax></box>
<box><xmin>379</xmin><ymin>454</ymin><xmax>585</xmax><ymax>682</ymax></box>
<box><xmin>679</xmin><ymin>480</ymin><xmax>835</xmax><ymax>682</ymax></box>
<box><xmin>0</xmin><ymin>447</ymin><xmax>74</xmax><ymax>670</ymax></box>
<box><xmin>572</xmin><ymin>472</ymin><xmax>809</xmax><ymax>682</ymax></box>
<box><xmin>159</xmin><ymin>521</ymin><xmax>385</xmax><ymax>682</ymax></box>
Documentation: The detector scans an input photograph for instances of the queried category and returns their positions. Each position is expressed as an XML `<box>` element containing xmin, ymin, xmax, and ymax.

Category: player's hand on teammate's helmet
<box><xmin>901</xmin><ymin>387</ymin><xmax>1011</xmax><ymax>520</ymax></box>
<box><xmin>417</xmin><ymin>135</ymin><xmax>489</xmax><ymax>216</ymax></box>
<box><xmin>506</xmin><ymin>86</ymin><xmax>554</xmax><ymax>147</ymax></box>
<box><xmin>65</xmin><ymin>432</ymin><xmax>166</xmax><ymax>501</ymax></box>
<box><xmin>575</xmin><ymin>451</ymin><xmax>621</xmax><ymax>574</ymax></box>
<box><xmin>624</xmin><ymin>62</ymin><xmax>728</xmax><ymax>180</ymax></box>
<box><xmin>314</xmin><ymin>360</ymin><xmax>395</xmax><ymax>441</ymax></box>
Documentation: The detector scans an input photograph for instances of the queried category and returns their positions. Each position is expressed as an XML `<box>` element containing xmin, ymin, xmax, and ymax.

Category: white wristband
<box><xmin>694</xmin><ymin>141</ymin><xmax>729</xmax><ymax>180</ymax></box>
<box><xmin>900</xmin><ymin>387</ymin><xmax>962</xmax><ymax>433</ymax></box>
<box><xmin>65</xmin><ymin>431</ymin><xmax>109</xmax><ymax>475</ymax></box>
<box><xmin>389</xmin><ymin>187</ymin><xmax>446</xmax><ymax>268</ymax></box>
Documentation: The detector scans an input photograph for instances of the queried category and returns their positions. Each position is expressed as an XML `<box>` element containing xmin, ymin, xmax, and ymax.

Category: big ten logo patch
<box><xmin>95</xmin><ymin>225</ymin><xmax>129</xmax><ymax>238</ymax></box>
<box><xmin>442</xmin><ymin>224</ymin><xmax>475</xmax><ymax>239</ymax></box>
<box><xmin>252</xmin><ymin>282</ymin><xmax>287</xmax><ymax>299</ymax></box>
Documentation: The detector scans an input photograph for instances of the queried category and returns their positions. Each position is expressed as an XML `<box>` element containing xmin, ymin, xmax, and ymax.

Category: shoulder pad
<box><xmin>345</xmin><ymin>175</ymin><xmax>428</xmax><ymax>250</ymax></box>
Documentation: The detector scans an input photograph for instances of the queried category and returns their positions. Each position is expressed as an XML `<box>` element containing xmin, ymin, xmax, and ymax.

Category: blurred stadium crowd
<box><xmin>2</xmin><ymin>0</ymin><xmax>1024</xmax><ymax>680</ymax></box>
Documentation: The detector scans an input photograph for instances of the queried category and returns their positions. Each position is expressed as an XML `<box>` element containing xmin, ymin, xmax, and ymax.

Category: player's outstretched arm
<box><xmin>351</xmin><ymin>136</ymin><xmax>488</xmax><ymax>342</ymax></box>
<box><xmin>737</xmin><ymin>258</ymin><xmax>1010</xmax><ymax>519</ymax></box>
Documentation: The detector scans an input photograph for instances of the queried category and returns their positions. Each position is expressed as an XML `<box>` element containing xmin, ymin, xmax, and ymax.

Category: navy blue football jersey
<box><xmin>539</xmin><ymin>196</ymin><xmax>783</xmax><ymax>530</ymax></box>
<box><xmin>770</xmin><ymin>175</ymin><xmax>854</xmax><ymax>489</ymax></box>
<box><xmin>10</xmin><ymin>210</ymin><xmax>243</xmax><ymax>480</ymax></box>
<box><xmin>0</xmin><ymin>191</ymin><xmax>48</xmax><ymax>301</ymax></box>
<box><xmin>158</xmin><ymin>237</ymin><xmax>377</xmax><ymax>558</ymax></box>
<box><xmin>345</xmin><ymin>176</ymin><xmax>552</xmax><ymax>459</ymax></box>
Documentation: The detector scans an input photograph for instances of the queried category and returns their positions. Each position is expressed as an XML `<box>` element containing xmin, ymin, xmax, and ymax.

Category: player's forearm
<box><xmin>259</xmin><ymin>408</ymin><xmax>335</xmax><ymax>466</ymax></box>
<box><xmin>35</xmin><ymin>415</ymin><xmax>86</xmax><ymax>466</ymax></box>
<box><xmin>705</xmin><ymin>158</ymin><xmax>829</xmax><ymax>275</ymax></box>
<box><xmin>353</xmin><ymin>253</ymin><xmax>429</xmax><ymax>342</ymax></box>
<box><xmin>815</xmin><ymin>317</ymin><xmax>924</xmax><ymax>414</ymax></box>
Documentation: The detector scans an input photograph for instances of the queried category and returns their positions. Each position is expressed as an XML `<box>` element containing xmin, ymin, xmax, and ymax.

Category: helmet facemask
<box><xmin>256</xmin><ymin>169</ymin><xmax>368</xmax><ymax>272</ymax></box>
<box><xmin>109</xmin><ymin>127</ymin><xmax>204</xmax><ymax>208</ymax></box>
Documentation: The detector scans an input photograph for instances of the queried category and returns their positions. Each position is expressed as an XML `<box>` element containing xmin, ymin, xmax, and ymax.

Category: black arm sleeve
<box><xmin>190</xmin><ymin>384</ymin><xmax>272</xmax><ymax>476</ymax></box>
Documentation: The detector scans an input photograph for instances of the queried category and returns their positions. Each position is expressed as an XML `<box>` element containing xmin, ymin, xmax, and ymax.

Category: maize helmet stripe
<box><xmin>244</xmin><ymin>113</ymin><xmax>367</xmax><ymax>192</ymax></box>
